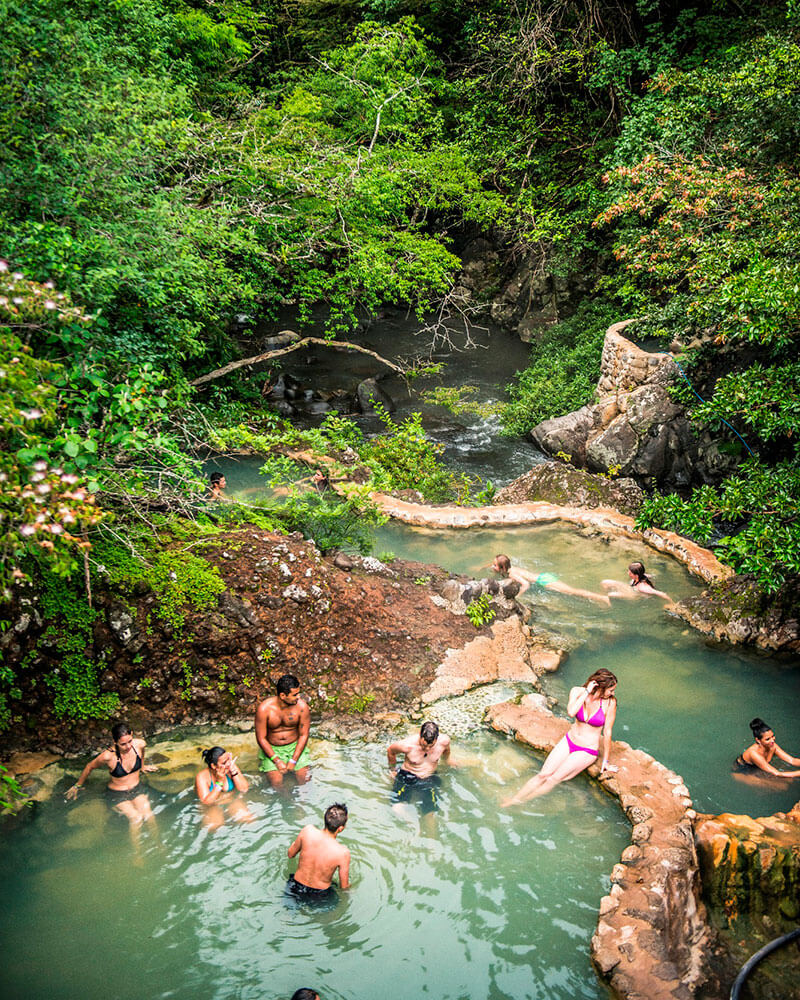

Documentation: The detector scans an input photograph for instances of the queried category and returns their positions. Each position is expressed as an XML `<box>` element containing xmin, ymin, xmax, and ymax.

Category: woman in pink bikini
<box><xmin>502</xmin><ymin>669</ymin><xmax>618</xmax><ymax>806</ymax></box>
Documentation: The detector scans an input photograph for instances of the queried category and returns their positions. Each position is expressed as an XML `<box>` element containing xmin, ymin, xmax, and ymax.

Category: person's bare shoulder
<box><xmin>440</xmin><ymin>734</ymin><xmax>451</xmax><ymax>748</ymax></box>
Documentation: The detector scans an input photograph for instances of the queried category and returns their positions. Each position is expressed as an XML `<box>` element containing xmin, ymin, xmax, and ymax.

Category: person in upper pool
<box><xmin>66</xmin><ymin>722</ymin><xmax>157</xmax><ymax>825</ymax></box>
<box><xmin>734</xmin><ymin>718</ymin><xmax>800</xmax><ymax>778</ymax></box>
<box><xmin>602</xmin><ymin>561</ymin><xmax>672</xmax><ymax>602</ymax></box>
<box><xmin>501</xmin><ymin>669</ymin><xmax>618</xmax><ymax>807</ymax></box>
<box><xmin>195</xmin><ymin>745</ymin><xmax>254</xmax><ymax>827</ymax></box>
<box><xmin>492</xmin><ymin>554</ymin><xmax>611</xmax><ymax>605</ymax></box>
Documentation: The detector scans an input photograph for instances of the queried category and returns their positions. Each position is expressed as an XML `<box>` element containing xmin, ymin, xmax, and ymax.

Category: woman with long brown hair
<box><xmin>502</xmin><ymin>669</ymin><xmax>618</xmax><ymax>807</ymax></box>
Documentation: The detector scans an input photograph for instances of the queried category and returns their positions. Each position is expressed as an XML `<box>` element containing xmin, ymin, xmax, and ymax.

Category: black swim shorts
<box><xmin>392</xmin><ymin>768</ymin><xmax>442</xmax><ymax>815</ymax></box>
<box><xmin>285</xmin><ymin>875</ymin><xmax>337</xmax><ymax>905</ymax></box>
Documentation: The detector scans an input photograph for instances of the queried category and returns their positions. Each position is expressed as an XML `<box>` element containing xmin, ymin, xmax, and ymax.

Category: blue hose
<box><xmin>671</xmin><ymin>355</ymin><xmax>755</xmax><ymax>458</ymax></box>
<box><xmin>729</xmin><ymin>926</ymin><xmax>800</xmax><ymax>999</ymax></box>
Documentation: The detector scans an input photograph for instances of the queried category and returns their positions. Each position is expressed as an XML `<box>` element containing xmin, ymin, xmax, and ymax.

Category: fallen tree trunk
<box><xmin>191</xmin><ymin>336</ymin><xmax>407</xmax><ymax>387</ymax></box>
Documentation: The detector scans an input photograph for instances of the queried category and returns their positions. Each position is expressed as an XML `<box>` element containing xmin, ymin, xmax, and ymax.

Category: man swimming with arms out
<box><xmin>255</xmin><ymin>673</ymin><xmax>311</xmax><ymax>787</ymax></box>
<box><xmin>387</xmin><ymin>721</ymin><xmax>454</xmax><ymax>820</ymax></box>
<box><xmin>286</xmin><ymin>803</ymin><xmax>350</xmax><ymax>905</ymax></box>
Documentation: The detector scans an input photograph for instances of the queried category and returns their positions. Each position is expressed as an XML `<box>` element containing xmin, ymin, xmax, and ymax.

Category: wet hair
<box><xmin>584</xmin><ymin>669</ymin><xmax>618</xmax><ymax>697</ymax></box>
<box><xmin>628</xmin><ymin>562</ymin><xmax>654</xmax><ymax>587</ymax></box>
<box><xmin>420</xmin><ymin>721</ymin><xmax>439</xmax><ymax>744</ymax></box>
<box><xmin>324</xmin><ymin>802</ymin><xmax>348</xmax><ymax>832</ymax></box>
<box><xmin>749</xmin><ymin>718</ymin><xmax>772</xmax><ymax>741</ymax></box>
<box><xmin>277</xmin><ymin>673</ymin><xmax>300</xmax><ymax>695</ymax></box>
<box><xmin>201</xmin><ymin>746</ymin><xmax>226</xmax><ymax>768</ymax></box>
<box><xmin>111</xmin><ymin>722</ymin><xmax>132</xmax><ymax>743</ymax></box>
<box><xmin>291</xmin><ymin>990</ymin><xmax>319</xmax><ymax>1000</ymax></box>
<box><xmin>494</xmin><ymin>554</ymin><xmax>511</xmax><ymax>575</ymax></box>
<box><xmin>209</xmin><ymin>471</ymin><xmax>224</xmax><ymax>486</ymax></box>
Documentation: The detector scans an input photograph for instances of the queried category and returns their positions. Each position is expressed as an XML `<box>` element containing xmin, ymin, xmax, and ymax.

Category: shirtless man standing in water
<box><xmin>255</xmin><ymin>674</ymin><xmax>311</xmax><ymax>787</ymax></box>
<box><xmin>286</xmin><ymin>803</ymin><xmax>350</xmax><ymax>904</ymax></box>
<box><xmin>387</xmin><ymin>721</ymin><xmax>453</xmax><ymax>817</ymax></box>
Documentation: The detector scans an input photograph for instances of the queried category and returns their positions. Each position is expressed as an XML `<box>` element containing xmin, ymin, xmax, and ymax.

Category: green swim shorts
<box><xmin>536</xmin><ymin>572</ymin><xmax>559</xmax><ymax>588</ymax></box>
<box><xmin>258</xmin><ymin>740</ymin><xmax>312</xmax><ymax>773</ymax></box>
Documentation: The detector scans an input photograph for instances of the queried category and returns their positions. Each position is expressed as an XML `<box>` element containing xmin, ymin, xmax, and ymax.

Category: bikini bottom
<box><xmin>566</xmin><ymin>734</ymin><xmax>598</xmax><ymax>757</ymax></box>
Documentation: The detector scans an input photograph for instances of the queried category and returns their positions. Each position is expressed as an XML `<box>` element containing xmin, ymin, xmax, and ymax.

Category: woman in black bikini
<box><xmin>66</xmin><ymin>722</ymin><xmax>157</xmax><ymax>825</ymax></box>
<box><xmin>735</xmin><ymin>717</ymin><xmax>800</xmax><ymax>779</ymax></box>
<box><xmin>602</xmin><ymin>561</ymin><xmax>672</xmax><ymax>602</ymax></box>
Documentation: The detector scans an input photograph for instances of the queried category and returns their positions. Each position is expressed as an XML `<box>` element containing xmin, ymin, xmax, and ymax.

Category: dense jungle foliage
<box><xmin>2</xmin><ymin>0</ymin><xmax>799</xmax><ymax>729</ymax></box>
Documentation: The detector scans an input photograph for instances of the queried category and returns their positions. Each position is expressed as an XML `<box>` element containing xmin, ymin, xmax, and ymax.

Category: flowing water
<box><xmin>248</xmin><ymin>313</ymin><xmax>544</xmax><ymax>486</ymax></box>
<box><xmin>0</xmin><ymin>731</ymin><xmax>628</xmax><ymax>1000</ymax></box>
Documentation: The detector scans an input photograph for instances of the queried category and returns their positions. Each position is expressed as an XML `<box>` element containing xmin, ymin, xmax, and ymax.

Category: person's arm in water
<box><xmin>636</xmin><ymin>580</ymin><xmax>672</xmax><ymax>601</ymax></box>
<box><xmin>439</xmin><ymin>734</ymin><xmax>460</xmax><ymax>768</ymax></box>
<box><xmin>509</xmin><ymin>568</ymin><xmax>531</xmax><ymax>595</ymax></box>
<box><xmin>387</xmin><ymin>740</ymin><xmax>406</xmax><ymax>775</ymax></box>
<box><xmin>600</xmin><ymin>699</ymin><xmax>618</xmax><ymax>774</ymax></box>
<box><xmin>286</xmin><ymin>701</ymin><xmax>311</xmax><ymax>773</ymax></box>
<box><xmin>138</xmin><ymin>738</ymin><xmax>158</xmax><ymax>773</ymax></box>
<box><xmin>748</xmin><ymin>745</ymin><xmax>800</xmax><ymax>777</ymax></box>
<box><xmin>338</xmin><ymin>847</ymin><xmax>351</xmax><ymax>890</ymax></box>
<box><xmin>66</xmin><ymin>748</ymin><xmax>111</xmax><ymax>799</ymax></box>
<box><xmin>288</xmin><ymin>828</ymin><xmax>306</xmax><ymax>859</ymax></box>
<box><xmin>255</xmin><ymin>702</ymin><xmax>284</xmax><ymax>773</ymax></box>
<box><xmin>773</xmin><ymin>744</ymin><xmax>800</xmax><ymax>767</ymax></box>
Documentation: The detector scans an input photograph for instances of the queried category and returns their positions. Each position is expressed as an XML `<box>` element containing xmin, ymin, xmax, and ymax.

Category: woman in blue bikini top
<box><xmin>502</xmin><ymin>668</ymin><xmax>618</xmax><ymax>807</ymax></box>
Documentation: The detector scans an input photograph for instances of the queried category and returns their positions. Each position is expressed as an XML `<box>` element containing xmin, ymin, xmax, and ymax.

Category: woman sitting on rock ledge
<box><xmin>734</xmin><ymin>717</ymin><xmax>800</xmax><ymax>780</ymax></box>
<box><xmin>501</xmin><ymin>669</ymin><xmax>618</xmax><ymax>807</ymax></box>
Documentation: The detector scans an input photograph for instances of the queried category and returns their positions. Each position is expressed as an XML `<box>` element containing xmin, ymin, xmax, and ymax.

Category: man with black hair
<box><xmin>255</xmin><ymin>674</ymin><xmax>311</xmax><ymax>787</ymax></box>
<box><xmin>208</xmin><ymin>471</ymin><xmax>226</xmax><ymax>499</ymax></box>
<box><xmin>387</xmin><ymin>721</ymin><xmax>452</xmax><ymax>816</ymax></box>
<box><xmin>290</xmin><ymin>990</ymin><xmax>320</xmax><ymax>1000</ymax></box>
<box><xmin>286</xmin><ymin>803</ymin><xmax>350</xmax><ymax>903</ymax></box>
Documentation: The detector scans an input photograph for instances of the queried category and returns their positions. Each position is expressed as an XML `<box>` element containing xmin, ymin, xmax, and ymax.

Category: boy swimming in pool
<box><xmin>492</xmin><ymin>554</ymin><xmax>610</xmax><ymax>606</ymax></box>
<box><xmin>286</xmin><ymin>803</ymin><xmax>350</xmax><ymax>904</ymax></box>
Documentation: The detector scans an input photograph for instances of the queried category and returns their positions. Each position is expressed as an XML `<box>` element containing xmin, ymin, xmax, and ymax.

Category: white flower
<box><xmin>20</xmin><ymin>408</ymin><xmax>43</xmax><ymax>420</ymax></box>
<box><xmin>19</xmin><ymin>524</ymin><xmax>36</xmax><ymax>537</ymax></box>
<box><xmin>44</xmin><ymin>300</ymin><xmax>56</xmax><ymax>310</ymax></box>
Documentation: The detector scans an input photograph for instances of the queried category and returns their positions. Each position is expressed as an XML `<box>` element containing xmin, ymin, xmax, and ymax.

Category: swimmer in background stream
<box><xmin>492</xmin><ymin>554</ymin><xmax>611</xmax><ymax>606</ymax></box>
<box><xmin>602</xmin><ymin>561</ymin><xmax>672</xmax><ymax>603</ymax></box>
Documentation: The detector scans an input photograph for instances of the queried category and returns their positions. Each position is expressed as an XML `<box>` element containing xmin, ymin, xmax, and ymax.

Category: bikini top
<box><xmin>575</xmin><ymin>701</ymin><xmax>606</xmax><ymax>727</ymax></box>
<box><xmin>109</xmin><ymin>747</ymin><xmax>142</xmax><ymax>778</ymax></box>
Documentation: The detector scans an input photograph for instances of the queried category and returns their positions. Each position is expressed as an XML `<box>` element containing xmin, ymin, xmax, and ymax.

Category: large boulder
<box><xmin>494</xmin><ymin>461</ymin><xmax>645</xmax><ymax>518</ymax></box>
<box><xmin>531</xmin><ymin>322</ymin><xmax>737</xmax><ymax>487</ymax></box>
<box><xmin>355</xmin><ymin>377</ymin><xmax>395</xmax><ymax>413</ymax></box>
<box><xmin>531</xmin><ymin>405</ymin><xmax>597</xmax><ymax>466</ymax></box>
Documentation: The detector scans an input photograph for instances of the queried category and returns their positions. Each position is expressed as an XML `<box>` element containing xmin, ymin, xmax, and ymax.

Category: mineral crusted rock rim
<box><xmin>365</xmin><ymin>492</ymin><xmax>730</xmax><ymax>584</ymax></box>
<box><xmin>486</xmin><ymin>697</ymin><xmax>709</xmax><ymax>1000</ymax></box>
<box><xmin>282</xmin><ymin>450</ymin><xmax>730</xmax><ymax>585</ymax></box>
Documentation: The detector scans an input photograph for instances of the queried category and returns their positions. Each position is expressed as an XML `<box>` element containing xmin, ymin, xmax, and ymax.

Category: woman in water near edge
<box><xmin>602</xmin><ymin>561</ymin><xmax>672</xmax><ymax>602</ymax></box>
<box><xmin>501</xmin><ymin>669</ymin><xmax>618</xmax><ymax>807</ymax></box>
<box><xmin>492</xmin><ymin>554</ymin><xmax>611</xmax><ymax>605</ymax></box>
<box><xmin>195</xmin><ymin>745</ymin><xmax>254</xmax><ymax>828</ymax></box>
<box><xmin>66</xmin><ymin>722</ymin><xmax>157</xmax><ymax>825</ymax></box>
<box><xmin>734</xmin><ymin>718</ymin><xmax>800</xmax><ymax>779</ymax></box>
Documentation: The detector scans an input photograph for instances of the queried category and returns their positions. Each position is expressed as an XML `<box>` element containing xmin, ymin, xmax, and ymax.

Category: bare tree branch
<box><xmin>190</xmin><ymin>336</ymin><xmax>408</xmax><ymax>387</ymax></box>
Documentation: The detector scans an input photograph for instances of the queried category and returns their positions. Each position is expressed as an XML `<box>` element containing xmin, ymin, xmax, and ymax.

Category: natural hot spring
<box><xmin>1</xmin><ymin>729</ymin><xmax>629</xmax><ymax>1000</ymax></box>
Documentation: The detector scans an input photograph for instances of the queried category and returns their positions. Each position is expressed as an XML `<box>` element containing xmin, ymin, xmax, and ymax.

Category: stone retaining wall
<box><xmin>486</xmin><ymin>697</ymin><xmax>712</xmax><ymax>1000</ymax></box>
<box><xmin>597</xmin><ymin>320</ymin><xmax>676</xmax><ymax>395</ymax></box>
<box><xmin>364</xmin><ymin>492</ymin><xmax>731</xmax><ymax>584</ymax></box>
